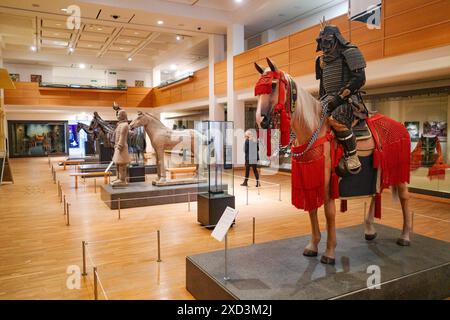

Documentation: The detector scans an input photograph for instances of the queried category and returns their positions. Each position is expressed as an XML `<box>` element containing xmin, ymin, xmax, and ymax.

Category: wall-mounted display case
<box><xmin>8</xmin><ymin>121</ymin><xmax>68</xmax><ymax>157</ymax></box>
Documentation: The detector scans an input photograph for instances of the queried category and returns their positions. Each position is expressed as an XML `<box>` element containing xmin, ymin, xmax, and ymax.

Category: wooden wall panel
<box><xmin>258</xmin><ymin>37</ymin><xmax>289</xmax><ymax>59</ymax></box>
<box><xmin>289</xmin><ymin>43</ymin><xmax>317</xmax><ymax>64</ymax></box>
<box><xmin>234</xmin><ymin>49</ymin><xmax>259</xmax><ymax>67</ymax></box>
<box><xmin>359</xmin><ymin>40</ymin><xmax>384</xmax><ymax>61</ymax></box>
<box><xmin>289</xmin><ymin>59</ymin><xmax>316</xmax><ymax>78</ymax></box>
<box><xmin>5</xmin><ymin>82</ymin><xmax>152</xmax><ymax>107</ymax></box>
<box><xmin>385</xmin><ymin>1</ymin><xmax>449</xmax><ymax>37</ymax></box>
<box><xmin>385</xmin><ymin>0</ymin><xmax>439</xmax><ymax>18</ymax></box>
<box><xmin>289</xmin><ymin>26</ymin><xmax>319</xmax><ymax>49</ymax></box>
<box><xmin>351</xmin><ymin>24</ymin><xmax>384</xmax><ymax>45</ymax></box>
<box><xmin>384</xmin><ymin>21</ymin><xmax>450</xmax><ymax>57</ymax></box>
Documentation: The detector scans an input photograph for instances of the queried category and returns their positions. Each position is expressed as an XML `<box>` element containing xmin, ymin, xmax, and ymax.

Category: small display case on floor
<box><xmin>195</xmin><ymin>121</ymin><xmax>235</xmax><ymax>226</ymax></box>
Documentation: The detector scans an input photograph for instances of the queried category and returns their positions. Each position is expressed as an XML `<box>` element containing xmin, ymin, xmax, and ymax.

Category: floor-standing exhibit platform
<box><xmin>79</xmin><ymin>163</ymin><xmax>157</xmax><ymax>175</ymax></box>
<box><xmin>101</xmin><ymin>182</ymin><xmax>200</xmax><ymax>209</ymax></box>
<box><xmin>186</xmin><ymin>224</ymin><xmax>450</xmax><ymax>300</ymax></box>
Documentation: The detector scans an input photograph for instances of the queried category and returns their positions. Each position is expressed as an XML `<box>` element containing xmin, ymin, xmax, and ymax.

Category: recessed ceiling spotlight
<box><xmin>169</xmin><ymin>64</ymin><xmax>177</xmax><ymax>70</ymax></box>
<box><xmin>176</xmin><ymin>35</ymin><xmax>182</xmax><ymax>41</ymax></box>
<box><xmin>128</xmin><ymin>57</ymin><xmax>132</xmax><ymax>61</ymax></box>
<box><xmin>61</xmin><ymin>8</ymin><xmax>68</xmax><ymax>12</ymax></box>
<box><xmin>97</xmin><ymin>28</ymin><xmax>102</xmax><ymax>31</ymax></box>
<box><xmin>69</xmin><ymin>47</ymin><xmax>75</xmax><ymax>53</ymax></box>
<box><xmin>79</xmin><ymin>63</ymin><xmax>86</xmax><ymax>69</ymax></box>
<box><xmin>30</xmin><ymin>45</ymin><xmax>37</xmax><ymax>52</ymax></box>
<box><xmin>235</xmin><ymin>0</ymin><xmax>243</xmax><ymax>3</ymax></box>
<box><xmin>157</xmin><ymin>20</ymin><xmax>164</xmax><ymax>25</ymax></box>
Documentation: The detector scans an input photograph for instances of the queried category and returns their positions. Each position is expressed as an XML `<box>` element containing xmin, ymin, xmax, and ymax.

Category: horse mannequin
<box><xmin>130</xmin><ymin>111</ymin><xmax>205</xmax><ymax>184</ymax></box>
<box><xmin>255</xmin><ymin>58</ymin><xmax>412</xmax><ymax>264</ymax></box>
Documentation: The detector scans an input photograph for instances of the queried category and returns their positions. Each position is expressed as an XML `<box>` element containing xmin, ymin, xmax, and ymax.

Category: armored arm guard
<box><xmin>315</xmin><ymin>56</ymin><xmax>326</xmax><ymax>98</ymax></box>
<box><xmin>339</xmin><ymin>47</ymin><xmax>366</xmax><ymax>99</ymax></box>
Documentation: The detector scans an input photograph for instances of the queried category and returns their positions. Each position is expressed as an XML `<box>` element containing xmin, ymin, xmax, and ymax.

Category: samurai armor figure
<box><xmin>316</xmin><ymin>23</ymin><xmax>367</xmax><ymax>175</ymax></box>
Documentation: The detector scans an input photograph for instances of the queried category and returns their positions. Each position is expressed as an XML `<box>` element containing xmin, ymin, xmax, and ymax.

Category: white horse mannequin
<box><xmin>255</xmin><ymin>58</ymin><xmax>412</xmax><ymax>264</ymax></box>
<box><xmin>130</xmin><ymin>111</ymin><xmax>205</xmax><ymax>184</ymax></box>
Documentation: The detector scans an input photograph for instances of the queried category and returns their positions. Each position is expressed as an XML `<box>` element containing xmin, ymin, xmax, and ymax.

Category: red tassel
<box><xmin>279</xmin><ymin>108</ymin><xmax>290</xmax><ymax>146</ymax></box>
<box><xmin>374</xmin><ymin>193</ymin><xmax>381</xmax><ymax>219</ymax></box>
<box><xmin>331</xmin><ymin>172</ymin><xmax>340</xmax><ymax>199</ymax></box>
<box><xmin>340</xmin><ymin>200</ymin><xmax>347</xmax><ymax>212</ymax></box>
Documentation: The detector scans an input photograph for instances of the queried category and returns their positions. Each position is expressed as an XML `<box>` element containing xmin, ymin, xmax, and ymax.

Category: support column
<box><xmin>447</xmin><ymin>95</ymin><xmax>450</xmax><ymax>162</ymax></box>
<box><xmin>226</xmin><ymin>24</ymin><xmax>245</xmax><ymax>165</ymax></box>
<box><xmin>0</xmin><ymin>43</ymin><xmax>5</xmax><ymax>153</ymax></box>
<box><xmin>208</xmin><ymin>34</ymin><xmax>225</xmax><ymax>121</ymax></box>
<box><xmin>152</xmin><ymin>68</ymin><xmax>161</xmax><ymax>87</ymax></box>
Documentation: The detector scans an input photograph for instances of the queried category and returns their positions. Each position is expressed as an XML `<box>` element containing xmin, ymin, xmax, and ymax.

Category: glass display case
<box><xmin>195</xmin><ymin>121</ymin><xmax>235</xmax><ymax>226</ymax></box>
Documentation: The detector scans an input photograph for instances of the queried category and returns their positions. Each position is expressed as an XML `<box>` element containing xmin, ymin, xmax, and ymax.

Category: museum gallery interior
<box><xmin>0</xmin><ymin>0</ymin><xmax>449</xmax><ymax>301</ymax></box>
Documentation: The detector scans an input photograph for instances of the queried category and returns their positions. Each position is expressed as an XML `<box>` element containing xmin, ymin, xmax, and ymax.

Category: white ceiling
<box><xmin>0</xmin><ymin>0</ymin><xmax>345</xmax><ymax>72</ymax></box>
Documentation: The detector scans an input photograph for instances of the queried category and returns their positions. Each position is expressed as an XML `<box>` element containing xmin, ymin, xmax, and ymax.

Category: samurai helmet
<box><xmin>316</xmin><ymin>18</ymin><xmax>350</xmax><ymax>52</ymax></box>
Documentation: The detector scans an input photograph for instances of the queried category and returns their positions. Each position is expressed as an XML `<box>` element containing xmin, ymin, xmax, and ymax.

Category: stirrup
<box><xmin>345</xmin><ymin>160</ymin><xmax>362</xmax><ymax>175</ymax></box>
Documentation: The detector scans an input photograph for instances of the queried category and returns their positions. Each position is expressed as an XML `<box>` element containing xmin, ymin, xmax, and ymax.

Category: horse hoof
<box><xmin>303</xmin><ymin>249</ymin><xmax>318</xmax><ymax>257</ymax></box>
<box><xmin>320</xmin><ymin>255</ymin><xmax>335</xmax><ymax>265</ymax></box>
<box><xmin>396</xmin><ymin>238</ymin><xmax>411</xmax><ymax>246</ymax></box>
<box><xmin>365</xmin><ymin>233</ymin><xmax>377</xmax><ymax>241</ymax></box>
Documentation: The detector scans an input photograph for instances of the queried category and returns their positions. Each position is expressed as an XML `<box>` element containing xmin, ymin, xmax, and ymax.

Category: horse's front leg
<box><xmin>156</xmin><ymin>147</ymin><xmax>166</xmax><ymax>182</ymax></box>
<box><xmin>364</xmin><ymin>197</ymin><xmax>377</xmax><ymax>240</ymax></box>
<box><xmin>303</xmin><ymin>209</ymin><xmax>321</xmax><ymax>257</ymax></box>
<box><xmin>322</xmin><ymin>198</ymin><xmax>337</xmax><ymax>264</ymax></box>
<box><xmin>397</xmin><ymin>183</ymin><xmax>412</xmax><ymax>246</ymax></box>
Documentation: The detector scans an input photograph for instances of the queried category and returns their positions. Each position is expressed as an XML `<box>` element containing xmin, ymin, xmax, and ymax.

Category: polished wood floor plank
<box><xmin>0</xmin><ymin>157</ymin><xmax>448</xmax><ymax>299</ymax></box>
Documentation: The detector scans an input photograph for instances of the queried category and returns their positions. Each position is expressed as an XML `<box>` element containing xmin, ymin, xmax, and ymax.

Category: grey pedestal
<box><xmin>197</xmin><ymin>193</ymin><xmax>235</xmax><ymax>227</ymax></box>
<box><xmin>186</xmin><ymin>224</ymin><xmax>450</xmax><ymax>300</ymax></box>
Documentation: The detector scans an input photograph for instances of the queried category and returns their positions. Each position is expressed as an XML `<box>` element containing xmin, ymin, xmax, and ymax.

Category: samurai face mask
<box><xmin>316</xmin><ymin>25</ymin><xmax>349</xmax><ymax>55</ymax></box>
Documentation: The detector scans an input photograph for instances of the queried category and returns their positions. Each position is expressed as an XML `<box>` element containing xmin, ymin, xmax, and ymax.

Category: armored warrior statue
<box><xmin>316</xmin><ymin>21</ymin><xmax>367</xmax><ymax>174</ymax></box>
<box><xmin>111</xmin><ymin>110</ymin><xmax>130</xmax><ymax>187</ymax></box>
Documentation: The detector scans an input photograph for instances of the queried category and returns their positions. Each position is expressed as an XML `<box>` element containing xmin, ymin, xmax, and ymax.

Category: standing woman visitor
<box><xmin>241</xmin><ymin>130</ymin><xmax>260</xmax><ymax>187</ymax></box>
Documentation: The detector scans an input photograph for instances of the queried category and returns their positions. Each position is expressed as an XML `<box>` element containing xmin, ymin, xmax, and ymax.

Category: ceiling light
<box><xmin>235</xmin><ymin>0</ymin><xmax>243</xmax><ymax>3</ymax></box>
<box><xmin>157</xmin><ymin>20</ymin><xmax>164</xmax><ymax>25</ymax></box>
<box><xmin>169</xmin><ymin>64</ymin><xmax>177</xmax><ymax>71</ymax></box>
<box><xmin>30</xmin><ymin>45</ymin><xmax>37</xmax><ymax>52</ymax></box>
<box><xmin>97</xmin><ymin>28</ymin><xmax>102</xmax><ymax>31</ymax></box>
<box><xmin>69</xmin><ymin>47</ymin><xmax>75</xmax><ymax>53</ymax></box>
<box><xmin>176</xmin><ymin>35</ymin><xmax>182</xmax><ymax>41</ymax></box>
<box><xmin>79</xmin><ymin>63</ymin><xmax>86</xmax><ymax>69</ymax></box>
<box><xmin>128</xmin><ymin>57</ymin><xmax>132</xmax><ymax>61</ymax></box>
<box><xmin>61</xmin><ymin>8</ymin><xmax>68</xmax><ymax>12</ymax></box>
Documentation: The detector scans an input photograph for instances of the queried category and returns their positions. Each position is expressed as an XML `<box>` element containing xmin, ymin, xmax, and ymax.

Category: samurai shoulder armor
<box><xmin>315</xmin><ymin>56</ymin><xmax>323</xmax><ymax>80</ymax></box>
<box><xmin>342</xmin><ymin>47</ymin><xmax>366</xmax><ymax>71</ymax></box>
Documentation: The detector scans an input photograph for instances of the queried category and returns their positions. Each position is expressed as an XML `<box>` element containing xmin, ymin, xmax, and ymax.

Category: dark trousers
<box><xmin>244</xmin><ymin>163</ymin><xmax>259</xmax><ymax>182</ymax></box>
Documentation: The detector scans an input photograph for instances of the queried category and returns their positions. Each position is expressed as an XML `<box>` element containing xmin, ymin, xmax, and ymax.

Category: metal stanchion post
<box><xmin>57</xmin><ymin>181</ymin><xmax>60</xmax><ymax>197</ymax></box>
<box><xmin>252</xmin><ymin>217</ymin><xmax>256</xmax><ymax>245</ymax></box>
<box><xmin>118</xmin><ymin>198</ymin><xmax>121</xmax><ymax>220</ymax></box>
<box><xmin>246</xmin><ymin>187</ymin><xmax>249</xmax><ymax>205</ymax></box>
<box><xmin>224</xmin><ymin>233</ymin><xmax>230</xmax><ymax>281</ymax></box>
<box><xmin>66</xmin><ymin>203</ymin><xmax>70</xmax><ymax>226</ymax></box>
<box><xmin>63</xmin><ymin>195</ymin><xmax>66</xmax><ymax>215</ymax></box>
<box><xmin>93</xmin><ymin>266</ymin><xmax>98</xmax><ymax>300</ymax></box>
<box><xmin>157</xmin><ymin>230</ymin><xmax>161</xmax><ymax>262</ymax></box>
<box><xmin>82</xmin><ymin>241</ymin><xmax>87</xmax><ymax>276</ymax></box>
<box><xmin>187</xmin><ymin>193</ymin><xmax>190</xmax><ymax>212</ymax></box>
<box><xmin>364</xmin><ymin>201</ymin><xmax>367</xmax><ymax>223</ymax></box>
<box><xmin>94</xmin><ymin>179</ymin><xmax>97</xmax><ymax>194</ymax></box>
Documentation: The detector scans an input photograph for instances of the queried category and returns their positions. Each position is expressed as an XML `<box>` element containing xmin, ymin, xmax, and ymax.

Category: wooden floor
<box><xmin>0</xmin><ymin>157</ymin><xmax>449</xmax><ymax>300</ymax></box>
